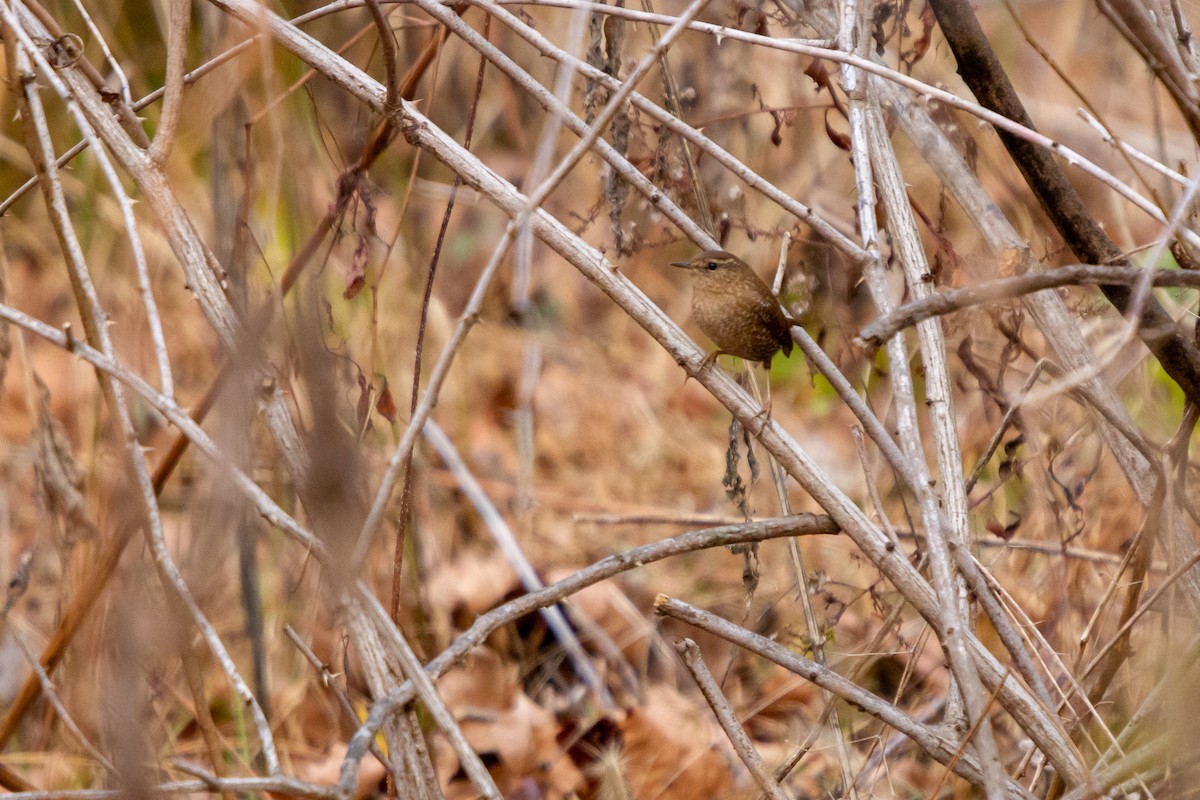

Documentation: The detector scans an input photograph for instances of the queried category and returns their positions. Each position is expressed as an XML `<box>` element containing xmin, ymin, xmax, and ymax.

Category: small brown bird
<box><xmin>671</xmin><ymin>250</ymin><xmax>794</xmax><ymax>369</ymax></box>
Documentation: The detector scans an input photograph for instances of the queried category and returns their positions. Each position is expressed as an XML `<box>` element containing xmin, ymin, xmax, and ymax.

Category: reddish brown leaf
<box><xmin>824</xmin><ymin>109</ymin><xmax>852</xmax><ymax>151</ymax></box>
<box><xmin>375</xmin><ymin>378</ymin><xmax>397</xmax><ymax>423</ymax></box>
<box><xmin>986</xmin><ymin>515</ymin><xmax>1021</xmax><ymax>541</ymax></box>
<box><xmin>343</xmin><ymin>234</ymin><xmax>368</xmax><ymax>300</ymax></box>
<box><xmin>804</xmin><ymin>59</ymin><xmax>832</xmax><ymax>93</ymax></box>
<box><xmin>805</xmin><ymin>59</ymin><xmax>849</xmax><ymax>124</ymax></box>
<box><xmin>911</xmin><ymin>3</ymin><xmax>935</xmax><ymax>65</ymax></box>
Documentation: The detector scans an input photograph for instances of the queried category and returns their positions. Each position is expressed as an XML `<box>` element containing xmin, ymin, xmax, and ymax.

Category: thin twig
<box><xmin>69</xmin><ymin>0</ymin><xmax>133</xmax><ymax>107</ymax></box>
<box><xmin>282</xmin><ymin>625</ymin><xmax>395</xmax><ymax>775</ymax></box>
<box><xmin>1079</xmin><ymin>535</ymin><xmax>1200</xmax><ymax>685</ymax></box>
<box><xmin>148</xmin><ymin>0</ymin><xmax>190</xmax><ymax>165</ymax></box>
<box><xmin>1099</xmin><ymin>0</ymin><xmax>1200</xmax><ymax>142</ymax></box>
<box><xmin>422</xmin><ymin>419</ymin><xmax>614</xmax><ymax>709</ymax></box>
<box><xmin>364</xmin><ymin>0</ymin><xmax>400</xmax><ymax>110</ymax></box>
<box><xmin>339</xmin><ymin>514</ymin><xmax>839</xmax><ymax>789</ymax></box>
<box><xmin>9</xmin><ymin>629</ymin><xmax>118</xmax><ymax>777</ymax></box>
<box><xmin>860</xmin><ymin>264</ymin><xmax>1200</xmax><ymax>349</ymax></box>
<box><xmin>1079</xmin><ymin>107</ymin><xmax>1189</xmax><ymax>187</ymax></box>
<box><xmin>965</xmin><ymin>361</ymin><xmax>1046</xmax><ymax>493</ymax></box>
<box><xmin>0</xmin><ymin>776</ymin><xmax>339</xmax><ymax>800</ymax></box>
<box><xmin>790</xmin><ymin>327</ymin><xmax>911</xmax><ymax>492</ymax></box>
<box><xmin>850</xmin><ymin>426</ymin><xmax>899</xmax><ymax>543</ymax></box>
<box><xmin>674</xmin><ymin>638</ymin><xmax>790</xmax><ymax>800</ymax></box>
<box><xmin>391</xmin><ymin>16</ymin><xmax>481</xmax><ymax>621</ymax></box>
<box><xmin>655</xmin><ymin>596</ymin><xmax>1036</xmax><ymax>798</ymax></box>
<box><xmin>640</xmin><ymin>0</ymin><xmax>714</xmax><ymax>236</ymax></box>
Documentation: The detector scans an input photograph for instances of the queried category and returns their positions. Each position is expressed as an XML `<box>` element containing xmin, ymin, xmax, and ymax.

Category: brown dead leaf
<box><xmin>986</xmin><ymin>515</ymin><xmax>1021</xmax><ymax>541</ymax></box>
<box><xmin>823</xmin><ymin>110</ymin><xmax>852</xmax><ymax>152</ymax></box>
<box><xmin>548</xmin><ymin>568</ymin><xmax>652</xmax><ymax>672</ymax></box>
<box><xmin>354</xmin><ymin>372</ymin><xmax>370</xmax><ymax>431</ymax></box>
<box><xmin>619</xmin><ymin>685</ymin><xmax>735</xmax><ymax>800</ymax></box>
<box><xmin>436</xmin><ymin>649</ymin><xmax>584</xmax><ymax>798</ymax></box>
<box><xmin>427</xmin><ymin>550</ymin><xmax>520</xmax><ymax>625</ymax></box>
<box><xmin>342</xmin><ymin>181</ymin><xmax>377</xmax><ymax>300</ymax></box>
<box><xmin>294</xmin><ymin>744</ymin><xmax>387</xmax><ymax>800</ymax></box>
<box><xmin>907</xmin><ymin>3</ymin><xmax>936</xmax><ymax>70</ymax></box>
<box><xmin>343</xmin><ymin>234</ymin><xmax>368</xmax><ymax>300</ymax></box>
<box><xmin>804</xmin><ymin>59</ymin><xmax>848</xmax><ymax>120</ymax></box>
<box><xmin>375</xmin><ymin>378</ymin><xmax>397</xmax><ymax>423</ymax></box>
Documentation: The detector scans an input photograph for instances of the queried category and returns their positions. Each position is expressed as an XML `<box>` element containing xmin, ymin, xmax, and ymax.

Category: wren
<box><xmin>671</xmin><ymin>250</ymin><xmax>794</xmax><ymax>369</ymax></box>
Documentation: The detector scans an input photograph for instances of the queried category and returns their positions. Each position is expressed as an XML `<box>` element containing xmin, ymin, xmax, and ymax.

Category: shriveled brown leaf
<box><xmin>436</xmin><ymin>649</ymin><xmax>584</xmax><ymax>798</ymax></box>
<box><xmin>294</xmin><ymin>744</ymin><xmax>387</xmax><ymax>800</ymax></box>
<box><xmin>619</xmin><ymin>685</ymin><xmax>736</xmax><ymax>800</ymax></box>
<box><xmin>427</xmin><ymin>550</ymin><xmax>520</xmax><ymax>623</ymax></box>
<box><xmin>375</xmin><ymin>378</ymin><xmax>397</xmax><ymax>423</ymax></box>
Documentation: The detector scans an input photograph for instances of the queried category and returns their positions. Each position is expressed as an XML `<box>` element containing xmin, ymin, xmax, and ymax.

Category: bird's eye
<box><xmin>706</xmin><ymin>261</ymin><xmax>718</xmax><ymax>271</ymax></box>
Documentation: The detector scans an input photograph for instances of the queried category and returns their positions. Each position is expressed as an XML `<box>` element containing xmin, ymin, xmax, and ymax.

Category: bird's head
<box><xmin>670</xmin><ymin>250</ymin><xmax>752</xmax><ymax>287</ymax></box>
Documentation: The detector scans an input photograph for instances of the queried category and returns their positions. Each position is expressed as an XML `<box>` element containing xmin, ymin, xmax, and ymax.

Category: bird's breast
<box><xmin>691</xmin><ymin>286</ymin><xmax>783</xmax><ymax>362</ymax></box>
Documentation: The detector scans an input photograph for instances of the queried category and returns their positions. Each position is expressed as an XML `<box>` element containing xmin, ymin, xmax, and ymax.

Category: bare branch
<box><xmin>655</xmin><ymin>596</ymin><xmax>1037</xmax><ymax>799</ymax></box>
<box><xmin>675</xmin><ymin>638</ymin><xmax>791</xmax><ymax>800</ymax></box>
<box><xmin>148</xmin><ymin>0</ymin><xmax>190</xmax><ymax>165</ymax></box>
<box><xmin>423</xmin><ymin>419</ymin><xmax>614</xmax><ymax>709</ymax></box>
<box><xmin>928</xmin><ymin>0</ymin><xmax>1200</xmax><ymax>406</ymax></box>
<box><xmin>860</xmin><ymin>264</ymin><xmax>1200</xmax><ymax>349</ymax></box>
<box><xmin>338</xmin><ymin>514</ymin><xmax>839</xmax><ymax>793</ymax></box>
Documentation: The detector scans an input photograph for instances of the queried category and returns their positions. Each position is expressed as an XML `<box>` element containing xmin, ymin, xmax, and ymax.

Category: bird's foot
<box><xmin>747</xmin><ymin>399</ymin><xmax>773</xmax><ymax>430</ymax></box>
<box><xmin>699</xmin><ymin>350</ymin><xmax>728</xmax><ymax>372</ymax></box>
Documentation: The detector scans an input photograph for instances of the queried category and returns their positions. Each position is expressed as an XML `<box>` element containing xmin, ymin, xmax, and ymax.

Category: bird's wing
<box><xmin>754</xmin><ymin>295</ymin><xmax>794</xmax><ymax>356</ymax></box>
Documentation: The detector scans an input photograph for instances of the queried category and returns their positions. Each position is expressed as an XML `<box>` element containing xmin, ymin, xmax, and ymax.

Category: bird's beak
<box><xmin>670</xmin><ymin>260</ymin><xmax>690</xmax><ymax>268</ymax></box>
